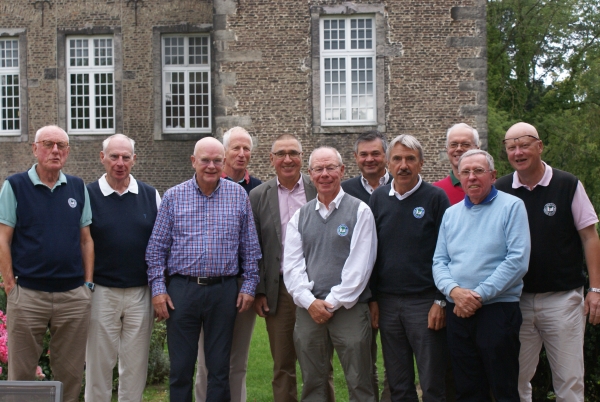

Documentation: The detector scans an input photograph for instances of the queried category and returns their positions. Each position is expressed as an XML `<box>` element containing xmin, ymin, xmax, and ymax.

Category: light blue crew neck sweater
<box><xmin>433</xmin><ymin>189</ymin><xmax>531</xmax><ymax>304</ymax></box>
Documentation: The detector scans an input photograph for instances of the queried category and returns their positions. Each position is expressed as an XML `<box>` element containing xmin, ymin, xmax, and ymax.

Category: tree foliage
<box><xmin>488</xmin><ymin>1</ymin><xmax>600</xmax><ymax>399</ymax></box>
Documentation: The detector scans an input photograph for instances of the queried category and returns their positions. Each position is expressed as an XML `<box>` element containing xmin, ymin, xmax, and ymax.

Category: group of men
<box><xmin>0</xmin><ymin>121</ymin><xmax>598</xmax><ymax>402</ymax></box>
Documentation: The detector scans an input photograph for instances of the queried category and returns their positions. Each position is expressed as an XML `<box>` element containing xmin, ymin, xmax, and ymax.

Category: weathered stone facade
<box><xmin>0</xmin><ymin>0</ymin><xmax>486</xmax><ymax>194</ymax></box>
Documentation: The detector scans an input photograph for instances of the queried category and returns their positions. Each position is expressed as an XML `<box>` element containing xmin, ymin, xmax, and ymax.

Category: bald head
<box><xmin>505</xmin><ymin>122</ymin><xmax>539</xmax><ymax>140</ymax></box>
<box><xmin>194</xmin><ymin>136</ymin><xmax>224</xmax><ymax>157</ymax></box>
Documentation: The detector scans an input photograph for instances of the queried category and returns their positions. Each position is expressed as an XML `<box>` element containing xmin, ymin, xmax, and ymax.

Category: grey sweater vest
<box><xmin>298</xmin><ymin>194</ymin><xmax>371</xmax><ymax>302</ymax></box>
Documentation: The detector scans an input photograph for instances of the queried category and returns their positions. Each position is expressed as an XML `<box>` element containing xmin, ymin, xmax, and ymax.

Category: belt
<box><xmin>172</xmin><ymin>274</ymin><xmax>232</xmax><ymax>286</ymax></box>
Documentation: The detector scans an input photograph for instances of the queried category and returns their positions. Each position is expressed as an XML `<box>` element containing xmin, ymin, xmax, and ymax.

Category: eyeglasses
<box><xmin>34</xmin><ymin>140</ymin><xmax>69</xmax><ymax>151</ymax></box>
<box><xmin>448</xmin><ymin>142</ymin><xmax>473</xmax><ymax>150</ymax></box>
<box><xmin>458</xmin><ymin>168</ymin><xmax>492</xmax><ymax>178</ymax></box>
<box><xmin>197</xmin><ymin>159</ymin><xmax>224</xmax><ymax>167</ymax></box>
<box><xmin>310</xmin><ymin>165</ymin><xmax>340</xmax><ymax>174</ymax></box>
<box><xmin>272</xmin><ymin>151</ymin><xmax>302</xmax><ymax>159</ymax></box>
<box><xmin>502</xmin><ymin>135</ymin><xmax>540</xmax><ymax>152</ymax></box>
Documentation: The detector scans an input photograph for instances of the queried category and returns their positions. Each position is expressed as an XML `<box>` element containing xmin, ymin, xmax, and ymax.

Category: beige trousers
<box><xmin>7</xmin><ymin>284</ymin><xmax>92</xmax><ymax>402</ymax></box>
<box><xmin>518</xmin><ymin>288</ymin><xmax>585</xmax><ymax>402</ymax></box>
<box><xmin>84</xmin><ymin>285</ymin><xmax>154</xmax><ymax>402</ymax></box>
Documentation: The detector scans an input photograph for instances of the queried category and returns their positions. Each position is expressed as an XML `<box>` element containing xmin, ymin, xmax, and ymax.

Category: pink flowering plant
<box><xmin>0</xmin><ymin>276</ymin><xmax>46</xmax><ymax>381</ymax></box>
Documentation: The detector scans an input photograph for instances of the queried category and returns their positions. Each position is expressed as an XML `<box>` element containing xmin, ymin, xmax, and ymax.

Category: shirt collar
<box><xmin>192</xmin><ymin>175</ymin><xmax>222</xmax><ymax>196</ymax></box>
<box><xmin>361</xmin><ymin>170</ymin><xmax>390</xmax><ymax>188</ymax></box>
<box><xmin>221</xmin><ymin>169</ymin><xmax>250</xmax><ymax>184</ymax></box>
<box><xmin>464</xmin><ymin>185</ymin><xmax>498</xmax><ymax>208</ymax></box>
<box><xmin>388</xmin><ymin>175</ymin><xmax>422</xmax><ymax>201</ymax></box>
<box><xmin>315</xmin><ymin>187</ymin><xmax>346</xmax><ymax>211</ymax></box>
<box><xmin>277</xmin><ymin>174</ymin><xmax>304</xmax><ymax>191</ymax></box>
<box><xmin>98</xmin><ymin>173</ymin><xmax>138</xmax><ymax>196</ymax></box>
<box><xmin>28</xmin><ymin>164</ymin><xmax>67</xmax><ymax>190</ymax></box>
<box><xmin>511</xmin><ymin>162</ymin><xmax>552</xmax><ymax>190</ymax></box>
<box><xmin>450</xmin><ymin>170</ymin><xmax>461</xmax><ymax>186</ymax></box>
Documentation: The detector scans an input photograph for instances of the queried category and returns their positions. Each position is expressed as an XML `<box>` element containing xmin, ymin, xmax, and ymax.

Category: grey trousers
<box><xmin>294</xmin><ymin>302</ymin><xmax>375</xmax><ymax>402</ymax></box>
<box><xmin>378</xmin><ymin>294</ymin><xmax>447</xmax><ymax>402</ymax></box>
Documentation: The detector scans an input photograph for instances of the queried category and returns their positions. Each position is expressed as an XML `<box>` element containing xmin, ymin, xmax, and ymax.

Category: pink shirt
<box><xmin>277</xmin><ymin>175</ymin><xmax>306</xmax><ymax>272</ymax></box>
<box><xmin>510</xmin><ymin>163</ymin><xmax>598</xmax><ymax>231</ymax></box>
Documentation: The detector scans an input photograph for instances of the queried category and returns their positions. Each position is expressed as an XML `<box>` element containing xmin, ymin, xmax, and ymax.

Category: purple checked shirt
<box><xmin>146</xmin><ymin>177</ymin><xmax>261</xmax><ymax>298</ymax></box>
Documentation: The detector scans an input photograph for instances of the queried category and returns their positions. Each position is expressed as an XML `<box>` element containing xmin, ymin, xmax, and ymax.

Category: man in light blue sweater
<box><xmin>433</xmin><ymin>149</ymin><xmax>530</xmax><ymax>402</ymax></box>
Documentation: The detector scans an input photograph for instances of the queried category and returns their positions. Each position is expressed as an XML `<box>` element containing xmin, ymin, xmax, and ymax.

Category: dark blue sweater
<box><xmin>8</xmin><ymin>171</ymin><xmax>85</xmax><ymax>292</ymax></box>
<box><xmin>87</xmin><ymin>180</ymin><xmax>158</xmax><ymax>288</ymax></box>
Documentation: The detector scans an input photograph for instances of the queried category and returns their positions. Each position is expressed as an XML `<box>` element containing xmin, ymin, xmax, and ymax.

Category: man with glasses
<box><xmin>146</xmin><ymin>137</ymin><xmax>261</xmax><ymax>401</ymax></box>
<box><xmin>433</xmin><ymin>149</ymin><xmax>530</xmax><ymax>401</ymax></box>
<box><xmin>195</xmin><ymin>127</ymin><xmax>262</xmax><ymax>402</ymax></box>
<box><xmin>0</xmin><ymin>125</ymin><xmax>94</xmax><ymax>401</ymax></box>
<box><xmin>283</xmin><ymin>146</ymin><xmax>378</xmax><ymax>402</ymax></box>
<box><xmin>249</xmin><ymin>134</ymin><xmax>336</xmax><ymax>401</ymax></box>
<box><xmin>369</xmin><ymin>134</ymin><xmax>450</xmax><ymax>402</ymax></box>
<box><xmin>433</xmin><ymin>123</ymin><xmax>480</xmax><ymax>205</ymax></box>
<box><xmin>495</xmin><ymin>122</ymin><xmax>600</xmax><ymax>402</ymax></box>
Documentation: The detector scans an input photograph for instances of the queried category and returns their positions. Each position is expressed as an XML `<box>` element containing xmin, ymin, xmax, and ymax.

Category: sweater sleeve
<box><xmin>432</xmin><ymin>213</ymin><xmax>459</xmax><ymax>299</ymax></box>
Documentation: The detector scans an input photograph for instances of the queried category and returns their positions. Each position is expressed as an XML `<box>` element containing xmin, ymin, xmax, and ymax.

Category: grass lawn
<box><xmin>135</xmin><ymin>318</ymin><xmax>415</xmax><ymax>401</ymax></box>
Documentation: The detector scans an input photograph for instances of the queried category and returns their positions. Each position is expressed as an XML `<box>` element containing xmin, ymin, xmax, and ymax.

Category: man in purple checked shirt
<box><xmin>146</xmin><ymin>137</ymin><xmax>261</xmax><ymax>402</ymax></box>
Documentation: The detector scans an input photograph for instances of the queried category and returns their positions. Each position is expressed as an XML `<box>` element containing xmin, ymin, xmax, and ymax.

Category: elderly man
<box><xmin>369</xmin><ymin>134</ymin><xmax>450</xmax><ymax>402</ymax></box>
<box><xmin>495</xmin><ymin>122</ymin><xmax>600</xmax><ymax>402</ymax></box>
<box><xmin>250</xmin><ymin>134</ymin><xmax>335</xmax><ymax>402</ymax></box>
<box><xmin>146</xmin><ymin>137</ymin><xmax>261</xmax><ymax>402</ymax></box>
<box><xmin>283</xmin><ymin>146</ymin><xmax>378</xmax><ymax>402</ymax></box>
<box><xmin>341</xmin><ymin>130</ymin><xmax>392</xmax><ymax>402</ymax></box>
<box><xmin>0</xmin><ymin>125</ymin><xmax>94</xmax><ymax>402</ymax></box>
<box><xmin>85</xmin><ymin>134</ymin><xmax>160</xmax><ymax>401</ymax></box>
<box><xmin>433</xmin><ymin>149</ymin><xmax>530</xmax><ymax>401</ymax></box>
<box><xmin>433</xmin><ymin>124</ymin><xmax>480</xmax><ymax>205</ymax></box>
<box><xmin>196</xmin><ymin>127</ymin><xmax>262</xmax><ymax>402</ymax></box>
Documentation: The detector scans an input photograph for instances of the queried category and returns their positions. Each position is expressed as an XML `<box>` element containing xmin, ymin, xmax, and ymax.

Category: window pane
<box><xmin>350</xmin><ymin>57</ymin><xmax>375</xmax><ymax>121</ymax></box>
<box><xmin>0</xmin><ymin>73</ymin><xmax>20</xmax><ymax>131</ymax></box>
<box><xmin>69</xmin><ymin>39</ymin><xmax>89</xmax><ymax>67</ymax></box>
<box><xmin>188</xmin><ymin>71</ymin><xmax>210</xmax><ymax>129</ymax></box>
<box><xmin>0</xmin><ymin>40</ymin><xmax>19</xmax><ymax>68</ymax></box>
<box><xmin>94</xmin><ymin>38</ymin><xmax>113</xmax><ymax>67</ymax></box>
<box><xmin>350</xmin><ymin>18</ymin><xmax>373</xmax><ymax>50</ymax></box>
<box><xmin>189</xmin><ymin>36</ymin><xmax>210</xmax><ymax>65</ymax></box>
<box><xmin>323</xmin><ymin>57</ymin><xmax>344</xmax><ymax>121</ymax></box>
<box><xmin>164</xmin><ymin>37</ymin><xmax>185</xmax><ymax>65</ymax></box>
<box><xmin>94</xmin><ymin>73</ymin><xmax>114</xmax><ymax>129</ymax></box>
<box><xmin>69</xmin><ymin>73</ymin><xmax>90</xmax><ymax>129</ymax></box>
<box><xmin>323</xmin><ymin>19</ymin><xmax>346</xmax><ymax>51</ymax></box>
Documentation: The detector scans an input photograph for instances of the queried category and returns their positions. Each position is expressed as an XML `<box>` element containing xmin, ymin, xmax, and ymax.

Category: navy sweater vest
<box><xmin>87</xmin><ymin>180</ymin><xmax>158</xmax><ymax>288</ymax></box>
<box><xmin>8</xmin><ymin>171</ymin><xmax>85</xmax><ymax>292</ymax></box>
<box><xmin>496</xmin><ymin>169</ymin><xmax>584</xmax><ymax>292</ymax></box>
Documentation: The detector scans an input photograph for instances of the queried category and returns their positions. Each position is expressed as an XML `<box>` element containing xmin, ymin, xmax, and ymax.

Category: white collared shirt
<box><xmin>389</xmin><ymin>175</ymin><xmax>423</xmax><ymax>201</ymax></box>
<box><xmin>99</xmin><ymin>174</ymin><xmax>161</xmax><ymax>208</ymax></box>
<box><xmin>283</xmin><ymin>188</ymin><xmax>378</xmax><ymax>311</ymax></box>
<box><xmin>361</xmin><ymin>170</ymin><xmax>390</xmax><ymax>194</ymax></box>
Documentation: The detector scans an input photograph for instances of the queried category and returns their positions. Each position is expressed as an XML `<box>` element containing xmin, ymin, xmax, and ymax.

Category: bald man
<box><xmin>495</xmin><ymin>122</ymin><xmax>600</xmax><ymax>402</ymax></box>
<box><xmin>146</xmin><ymin>137</ymin><xmax>262</xmax><ymax>402</ymax></box>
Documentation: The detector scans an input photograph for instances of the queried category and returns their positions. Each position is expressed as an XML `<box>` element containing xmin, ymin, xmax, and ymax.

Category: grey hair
<box><xmin>387</xmin><ymin>134</ymin><xmax>423</xmax><ymax>161</ymax></box>
<box><xmin>102</xmin><ymin>134</ymin><xmax>135</xmax><ymax>153</ymax></box>
<box><xmin>308</xmin><ymin>146</ymin><xmax>343</xmax><ymax>168</ymax></box>
<box><xmin>222</xmin><ymin>127</ymin><xmax>253</xmax><ymax>151</ymax></box>
<box><xmin>446</xmin><ymin>123</ymin><xmax>480</xmax><ymax>147</ymax></box>
<box><xmin>353</xmin><ymin>130</ymin><xmax>388</xmax><ymax>154</ymax></box>
<box><xmin>271</xmin><ymin>133</ymin><xmax>303</xmax><ymax>153</ymax></box>
<box><xmin>35</xmin><ymin>125</ymin><xmax>69</xmax><ymax>142</ymax></box>
<box><xmin>458</xmin><ymin>149</ymin><xmax>495</xmax><ymax>171</ymax></box>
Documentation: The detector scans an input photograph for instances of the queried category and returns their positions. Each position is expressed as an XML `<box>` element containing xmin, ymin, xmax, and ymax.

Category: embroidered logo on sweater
<box><xmin>413</xmin><ymin>207</ymin><xmax>425</xmax><ymax>219</ymax></box>
<box><xmin>337</xmin><ymin>224</ymin><xmax>349</xmax><ymax>236</ymax></box>
<box><xmin>543</xmin><ymin>203</ymin><xmax>556</xmax><ymax>216</ymax></box>
<box><xmin>68</xmin><ymin>198</ymin><xmax>77</xmax><ymax>208</ymax></box>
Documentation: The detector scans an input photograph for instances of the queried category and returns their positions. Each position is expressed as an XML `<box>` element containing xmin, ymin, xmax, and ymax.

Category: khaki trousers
<box><xmin>518</xmin><ymin>288</ymin><xmax>585</xmax><ymax>402</ymax></box>
<box><xmin>195</xmin><ymin>278</ymin><xmax>257</xmax><ymax>402</ymax></box>
<box><xmin>85</xmin><ymin>285</ymin><xmax>154</xmax><ymax>402</ymax></box>
<box><xmin>7</xmin><ymin>284</ymin><xmax>92</xmax><ymax>402</ymax></box>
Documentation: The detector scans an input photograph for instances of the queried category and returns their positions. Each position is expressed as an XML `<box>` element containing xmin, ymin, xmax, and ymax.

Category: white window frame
<box><xmin>0</xmin><ymin>38</ymin><xmax>20</xmax><ymax>136</ymax></box>
<box><xmin>162</xmin><ymin>34</ymin><xmax>212</xmax><ymax>134</ymax></box>
<box><xmin>66</xmin><ymin>36</ymin><xmax>115</xmax><ymax>135</ymax></box>
<box><xmin>320</xmin><ymin>15</ymin><xmax>377</xmax><ymax>126</ymax></box>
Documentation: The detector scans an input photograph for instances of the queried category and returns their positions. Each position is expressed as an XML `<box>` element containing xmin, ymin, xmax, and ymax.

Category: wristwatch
<box><xmin>434</xmin><ymin>299</ymin><xmax>446</xmax><ymax>308</ymax></box>
<box><xmin>84</xmin><ymin>282</ymin><xmax>95</xmax><ymax>292</ymax></box>
<box><xmin>588</xmin><ymin>288</ymin><xmax>600</xmax><ymax>293</ymax></box>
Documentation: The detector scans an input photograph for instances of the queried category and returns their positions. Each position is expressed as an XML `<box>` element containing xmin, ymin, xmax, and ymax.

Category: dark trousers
<box><xmin>446</xmin><ymin>302</ymin><xmax>522</xmax><ymax>402</ymax></box>
<box><xmin>166</xmin><ymin>275</ymin><xmax>238</xmax><ymax>402</ymax></box>
<box><xmin>378</xmin><ymin>295</ymin><xmax>447</xmax><ymax>402</ymax></box>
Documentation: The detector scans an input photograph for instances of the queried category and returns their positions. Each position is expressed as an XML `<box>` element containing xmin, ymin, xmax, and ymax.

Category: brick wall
<box><xmin>0</xmin><ymin>0</ymin><xmax>486</xmax><ymax>194</ymax></box>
